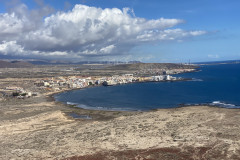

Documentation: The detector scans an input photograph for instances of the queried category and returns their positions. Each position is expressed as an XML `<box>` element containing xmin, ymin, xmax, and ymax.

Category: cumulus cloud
<box><xmin>0</xmin><ymin>41</ymin><xmax>24</xmax><ymax>55</ymax></box>
<box><xmin>0</xmin><ymin>3</ymin><xmax>206</xmax><ymax>60</ymax></box>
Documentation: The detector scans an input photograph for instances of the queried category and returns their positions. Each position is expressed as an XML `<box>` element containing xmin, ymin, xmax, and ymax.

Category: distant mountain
<box><xmin>28</xmin><ymin>60</ymin><xmax>52</xmax><ymax>65</ymax></box>
<box><xmin>27</xmin><ymin>60</ymin><xmax>64</xmax><ymax>65</ymax></box>
<box><xmin>0</xmin><ymin>60</ymin><xmax>34</xmax><ymax>68</ymax></box>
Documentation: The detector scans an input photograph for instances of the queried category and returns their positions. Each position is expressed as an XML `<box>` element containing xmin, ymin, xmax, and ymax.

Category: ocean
<box><xmin>54</xmin><ymin>63</ymin><xmax>240</xmax><ymax>111</ymax></box>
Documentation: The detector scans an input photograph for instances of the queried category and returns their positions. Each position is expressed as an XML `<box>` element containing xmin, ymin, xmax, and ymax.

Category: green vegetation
<box><xmin>12</xmin><ymin>92</ymin><xmax>20</xmax><ymax>97</ymax></box>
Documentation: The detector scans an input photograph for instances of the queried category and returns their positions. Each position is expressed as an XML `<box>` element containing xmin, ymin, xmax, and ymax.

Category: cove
<box><xmin>55</xmin><ymin>64</ymin><xmax>240</xmax><ymax>111</ymax></box>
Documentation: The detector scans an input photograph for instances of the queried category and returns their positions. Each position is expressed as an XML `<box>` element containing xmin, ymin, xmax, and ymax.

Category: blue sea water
<box><xmin>55</xmin><ymin>63</ymin><xmax>240</xmax><ymax>111</ymax></box>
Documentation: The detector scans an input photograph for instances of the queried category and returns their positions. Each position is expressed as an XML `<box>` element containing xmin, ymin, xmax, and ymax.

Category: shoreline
<box><xmin>48</xmin><ymin>68</ymin><xmax>197</xmax><ymax>96</ymax></box>
<box><xmin>49</xmin><ymin>71</ymin><xmax>195</xmax><ymax>113</ymax></box>
<box><xmin>50</xmin><ymin>80</ymin><xmax>240</xmax><ymax>113</ymax></box>
<box><xmin>44</xmin><ymin>68</ymin><xmax>199</xmax><ymax>112</ymax></box>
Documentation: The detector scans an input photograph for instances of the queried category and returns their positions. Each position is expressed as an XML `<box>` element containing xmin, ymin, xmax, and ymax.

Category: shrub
<box><xmin>12</xmin><ymin>92</ymin><xmax>20</xmax><ymax>96</ymax></box>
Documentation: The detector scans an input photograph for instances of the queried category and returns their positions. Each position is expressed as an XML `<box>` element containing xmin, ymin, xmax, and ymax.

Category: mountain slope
<box><xmin>0</xmin><ymin>60</ymin><xmax>34</xmax><ymax>68</ymax></box>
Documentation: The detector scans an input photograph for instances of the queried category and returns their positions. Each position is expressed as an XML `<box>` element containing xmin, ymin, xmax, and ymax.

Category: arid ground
<box><xmin>0</xmin><ymin>94</ymin><xmax>240</xmax><ymax>160</ymax></box>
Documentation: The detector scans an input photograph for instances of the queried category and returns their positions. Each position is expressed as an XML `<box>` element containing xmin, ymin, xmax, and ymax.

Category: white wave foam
<box><xmin>210</xmin><ymin>101</ymin><xmax>240</xmax><ymax>109</ymax></box>
<box><xmin>190</xmin><ymin>78</ymin><xmax>203</xmax><ymax>82</ymax></box>
<box><xmin>212</xmin><ymin>101</ymin><xmax>221</xmax><ymax>104</ymax></box>
<box><xmin>179</xmin><ymin>101</ymin><xmax>240</xmax><ymax>109</ymax></box>
<box><xmin>66</xmin><ymin>102</ymin><xmax>78</xmax><ymax>105</ymax></box>
<box><xmin>76</xmin><ymin>104</ymin><xmax>140</xmax><ymax>111</ymax></box>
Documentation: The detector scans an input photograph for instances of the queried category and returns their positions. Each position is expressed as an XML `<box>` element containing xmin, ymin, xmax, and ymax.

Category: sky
<box><xmin>0</xmin><ymin>0</ymin><xmax>240</xmax><ymax>63</ymax></box>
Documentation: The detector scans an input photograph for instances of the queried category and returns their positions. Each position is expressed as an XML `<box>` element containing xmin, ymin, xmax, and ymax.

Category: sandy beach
<box><xmin>0</xmin><ymin>93</ymin><xmax>240</xmax><ymax>160</ymax></box>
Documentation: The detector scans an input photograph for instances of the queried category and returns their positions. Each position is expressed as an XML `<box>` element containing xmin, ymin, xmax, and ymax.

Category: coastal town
<box><xmin>0</xmin><ymin>68</ymin><xmax>194</xmax><ymax>100</ymax></box>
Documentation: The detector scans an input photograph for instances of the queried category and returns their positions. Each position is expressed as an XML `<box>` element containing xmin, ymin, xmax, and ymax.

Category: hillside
<box><xmin>74</xmin><ymin>63</ymin><xmax>199</xmax><ymax>76</ymax></box>
<box><xmin>0</xmin><ymin>60</ymin><xmax>34</xmax><ymax>68</ymax></box>
<box><xmin>105</xmin><ymin>63</ymin><xmax>197</xmax><ymax>70</ymax></box>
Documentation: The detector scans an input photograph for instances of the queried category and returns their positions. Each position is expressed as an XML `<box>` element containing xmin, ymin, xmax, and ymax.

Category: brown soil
<box><xmin>65</xmin><ymin>146</ymin><xmax>240</xmax><ymax>160</ymax></box>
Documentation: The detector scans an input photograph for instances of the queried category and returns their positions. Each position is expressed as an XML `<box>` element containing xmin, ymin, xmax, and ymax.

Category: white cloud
<box><xmin>0</xmin><ymin>41</ymin><xmax>25</xmax><ymax>55</ymax></box>
<box><xmin>100</xmin><ymin>45</ymin><xmax>115</xmax><ymax>54</ymax></box>
<box><xmin>0</xmin><ymin>13</ymin><xmax>24</xmax><ymax>35</ymax></box>
<box><xmin>0</xmin><ymin>4</ymin><xmax>206</xmax><ymax>59</ymax></box>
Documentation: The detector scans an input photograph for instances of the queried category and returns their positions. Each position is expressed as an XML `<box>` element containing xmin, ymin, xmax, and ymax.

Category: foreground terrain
<box><xmin>0</xmin><ymin>95</ymin><xmax>239</xmax><ymax>159</ymax></box>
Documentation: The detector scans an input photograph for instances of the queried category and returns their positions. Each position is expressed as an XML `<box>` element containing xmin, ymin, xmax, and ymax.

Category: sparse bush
<box><xmin>12</xmin><ymin>92</ymin><xmax>20</xmax><ymax>96</ymax></box>
<box><xmin>20</xmin><ymin>93</ymin><xmax>27</xmax><ymax>96</ymax></box>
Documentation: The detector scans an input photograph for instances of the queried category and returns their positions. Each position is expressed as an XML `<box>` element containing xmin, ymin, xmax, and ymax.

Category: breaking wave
<box><xmin>209</xmin><ymin>101</ymin><xmax>240</xmax><ymax>109</ymax></box>
<box><xmin>186</xmin><ymin>78</ymin><xmax>203</xmax><ymax>82</ymax></box>
<box><xmin>66</xmin><ymin>102</ymin><xmax>78</xmax><ymax>105</ymax></box>
<box><xmin>182</xmin><ymin>101</ymin><xmax>240</xmax><ymax>109</ymax></box>
<box><xmin>76</xmin><ymin>104</ymin><xmax>141</xmax><ymax>111</ymax></box>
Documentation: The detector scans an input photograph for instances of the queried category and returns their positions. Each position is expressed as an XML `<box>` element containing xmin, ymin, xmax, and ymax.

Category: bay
<box><xmin>55</xmin><ymin>63</ymin><xmax>240</xmax><ymax>111</ymax></box>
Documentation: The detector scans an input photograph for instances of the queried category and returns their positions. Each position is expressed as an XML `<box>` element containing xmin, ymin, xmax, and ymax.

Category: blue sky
<box><xmin>0</xmin><ymin>0</ymin><xmax>239</xmax><ymax>62</ymax></box>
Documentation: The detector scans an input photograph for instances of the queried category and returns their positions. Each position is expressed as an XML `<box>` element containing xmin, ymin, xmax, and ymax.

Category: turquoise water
<box><xmin>55</xmin><ymin>63</ymin><xmax>240</xmax><ymax>111</ymax></box>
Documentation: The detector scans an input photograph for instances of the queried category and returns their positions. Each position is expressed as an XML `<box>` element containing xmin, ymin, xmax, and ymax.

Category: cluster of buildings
<box><xmin>3</xmin><ymin>86</ymin><xmax>37</xmax><ymax>99</ymax></box>
<box><xmin>102</xmin><ymin>74</ymin><xmax>135</xmax><ymax>86</ymax></box>
<box><xmin>151</xmin><ymin>75</ymin><xmax>178</xmax><ymax>81</ymax></box>
<box><xmin>34</xmin><ymin>74</ymin><xmax>137</xmax><ymax>91</ymax></box>
<box><xmin>0</xmin><ymin>72</ymin><xmax>185</xmax><ymax>101</ymax></box>
<box><xmin>34</xmin><ymin>76</ymin><xmax>93</xmax><ymax>91</ymax></box>
<box><xmin>0</xmin><ymin>72</ymin><xmax>185</xmax><ymax>100</ymax></box>
<box><xmin>33</xmin><ymin>73</ymin><xmax>181</xmax><ymax>92</ymax></box>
